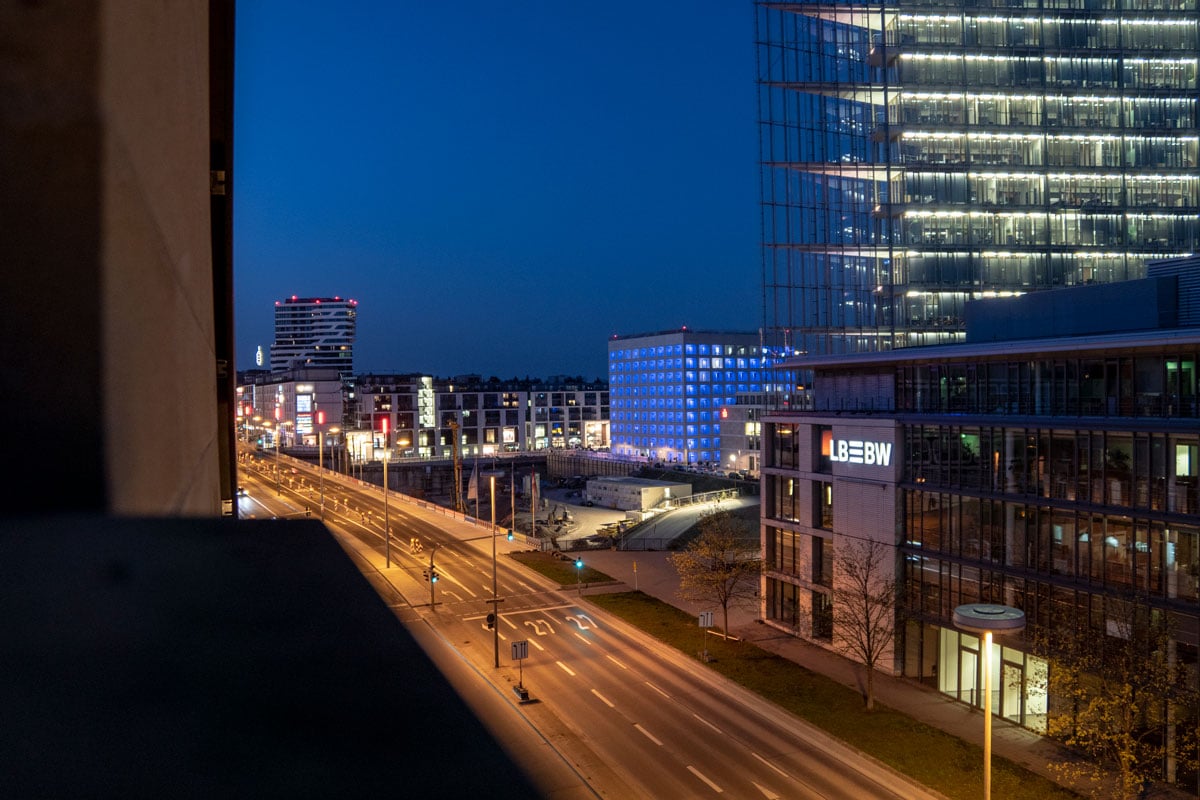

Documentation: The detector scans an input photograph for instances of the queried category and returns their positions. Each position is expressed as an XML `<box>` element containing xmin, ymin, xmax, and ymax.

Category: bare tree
<box><xmin>1029</xmin><ymin>596</ymin><xmax>1198</xmax><ymax>799</ymax></box>
<box><xmin>668</xmin><ymin>509</ymin><xmax>762</xmax><ymax>637</ymax></box>
<box><xmin>831</xmin><ymin>537</ymin><xmax>899</xmax><ymax>711</ymax></box>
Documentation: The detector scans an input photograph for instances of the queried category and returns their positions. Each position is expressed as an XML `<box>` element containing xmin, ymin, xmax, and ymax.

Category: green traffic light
<box><xmin>575</xmin><ymin>559</ymin><xmax>583</xmax><ymax>569</ymax></box>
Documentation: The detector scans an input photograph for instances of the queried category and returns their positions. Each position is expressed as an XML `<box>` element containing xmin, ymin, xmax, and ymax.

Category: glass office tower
<box><xmin>756</xmin><ymin>0</ymin><xmax>1199</xmax><ymax>357</ymax></box>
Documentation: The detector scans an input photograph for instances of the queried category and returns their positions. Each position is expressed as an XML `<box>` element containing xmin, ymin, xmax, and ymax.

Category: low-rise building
<box><xmin>586</xmin><ymin>476</ymin><xmax>692</xmax><ymax>512</ymax></box>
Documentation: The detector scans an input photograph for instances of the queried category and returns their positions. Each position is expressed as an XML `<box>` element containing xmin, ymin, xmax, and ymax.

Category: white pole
<box><xmin>984</xmin><ymin>630</ymin><xmax>993</xmax><ymax>800</ymax></box>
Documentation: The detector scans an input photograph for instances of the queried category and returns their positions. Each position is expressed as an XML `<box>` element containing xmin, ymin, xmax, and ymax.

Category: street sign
<box><xmin>699</xmin><ymin>611</ymin><xmax>714</xmax><ymax>628</ymax></box>
<box><xmin>511</xmin><ymin>640</ymin><xmax>529</xmax><ymax>661</ymax></box>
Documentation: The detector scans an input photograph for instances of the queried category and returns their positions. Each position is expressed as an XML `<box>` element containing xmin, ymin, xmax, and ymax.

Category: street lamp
<box><xmin>317</xmin><ymin>415</ymin><xmax>339</xmax><ymax>521</ymax></box>
<box><xmin>952</xmin><ymin>603</ymin><xmax>1026</xmax><ymax>800</ymax></box>
<box><xmin>273</xmin><ymin>405</ymin><xmax>283</xmax><ymax>495</ymax></box>
<box><xmin>382</xmin><ymin>417</ymin><xmax>391</xmax><ymax>568</ymax></box>
<box><xmin>490</xmin><ymin>473</ymin><xmax>499</xmax><ymax>669</ymax></box>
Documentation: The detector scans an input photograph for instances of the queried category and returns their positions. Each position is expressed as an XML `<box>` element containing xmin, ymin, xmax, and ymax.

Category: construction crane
<box><xmin>448</xmin><ymin>419</ymin><xmax>464</xmax><ymax>512</ymax></box>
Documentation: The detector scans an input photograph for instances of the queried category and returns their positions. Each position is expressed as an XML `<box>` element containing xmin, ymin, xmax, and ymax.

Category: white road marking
<box><xmin>751</xmin><ymin>752</ymin><xmax>791</xmax><ymax>779</ymax></box>
<box><xmin>645</xmin><ymin>682</ymin><xmax>671</xmax><ymax>699</ymax></box>
<box><xmin>574</xmin><ymin>632</ymin><xmax>591</xmax><ymax>646</ymax></box>
<box><xmin>502</xmin><ymin>616</ymin><xmax>518</xmax><ymax>630</ymax></box>
<box><xmin>591</xmin><ymin>689</ymin><xmax>615</xmax><ymax>708</ymax></box>
<box><xmin>752</xmin><ymin>781</ymin><xmax>781</xmax><ymax>799</ymax></box>
<box><xmin>605</xmin><ymin>654</ymin><xmax>628</xmax><ymax>670</ymax></box>
<box><xmin>692</xmin><ymin>713</ymin><xmax>722</xmax><ymax>734</ymax></box>
<box><xmin>634</xmin><ymin>724</ymin><xmax>662</xmax><ymax>746</ymax></box>
<box><xmin>687</xmin><ymin>765</ymin><xmax>722</xmax><ymax>793</ymax></box>
<box><xmin>556</xmin><ymin>661</ymin><xmax>575</xmax><ymax>677</ymax></box>
<box><xmin>528</xmin><ymin>638</ymin><xmax>545</xmax><ymax>651</ymax></box>
<box><xmin>524</xmin><ymin>620</ymin><xmax>554</xmax><ymax>636</ymax></box>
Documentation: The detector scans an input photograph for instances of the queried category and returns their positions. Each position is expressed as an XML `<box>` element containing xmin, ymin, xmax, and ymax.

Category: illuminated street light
<box><xmin>382</xmin><ymin>417</ymin><xmax>391</xmax><ymax>568</ymax></box>
<box><xmin>952</xmin><ymin>604</ymin><xmax>1026</xmax><ymax>800</ymax></box>
<box><xmin>491</xmin><ymin>473</ymin><xmax>499</xmax><ymax>668</ymax></box>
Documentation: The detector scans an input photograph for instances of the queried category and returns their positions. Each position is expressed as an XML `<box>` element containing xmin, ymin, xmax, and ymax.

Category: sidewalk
<box><xmin>575</xmin><ymin>547</ymin><xmax>1189</xmax><ymax>800</ymax></box>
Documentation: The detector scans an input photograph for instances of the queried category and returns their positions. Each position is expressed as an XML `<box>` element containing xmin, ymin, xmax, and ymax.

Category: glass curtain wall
<box><xmin>757</xmin><ymin>0</ymin><xmax>1200</xmax><ymax>358</ymax></box>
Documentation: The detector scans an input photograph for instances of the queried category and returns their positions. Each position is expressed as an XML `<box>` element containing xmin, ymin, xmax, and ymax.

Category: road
<box><xmin>237</xmin><ymin>450</ymin><xmax>941</xmax><ymax>800</ymax></box>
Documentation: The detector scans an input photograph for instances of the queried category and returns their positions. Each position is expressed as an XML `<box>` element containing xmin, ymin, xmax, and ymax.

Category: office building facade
<box><xmin>756</xmin><ymin>0</ymin><xmax>1199</xmax><ymax>358</ymax></box>
<box><xmin>350</xmin><ymin>374</ymin><xmax>609</xmax><ymax>460</ymax></box>
<box><xmin>270</xmin><ymin>296</ymin><xmax>357</xmax><ymax>375</ymax></box>
<box><xmin>608</xmin><ymin>330</ymin><xmax>776</xmax><ymax>466</ymax></box>
<box><xmin>761</xmin><ymin>263</ymin><xmax>1200</xmax><ymax>785</ymax></box>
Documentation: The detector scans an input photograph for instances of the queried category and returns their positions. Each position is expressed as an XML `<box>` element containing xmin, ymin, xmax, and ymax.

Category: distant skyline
<box><xmin>233</xmin><ymin>2</ymin><xmax>762</xmax><ymax>380</ymax></box>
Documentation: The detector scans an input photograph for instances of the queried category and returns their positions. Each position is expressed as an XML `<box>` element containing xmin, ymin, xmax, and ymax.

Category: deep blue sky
<box><xmin>234</xmin><ymin>2</ymin><xmax>761</xmax><ymax>380</ymax></box>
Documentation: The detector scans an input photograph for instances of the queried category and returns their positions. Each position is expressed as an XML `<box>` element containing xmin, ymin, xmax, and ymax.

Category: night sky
<box><xmin>234</xmin><ymin>2</ymin><xmax>761</xmax><ymax>380</ymax></box>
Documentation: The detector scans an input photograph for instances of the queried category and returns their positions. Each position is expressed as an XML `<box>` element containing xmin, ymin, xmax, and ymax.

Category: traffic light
<box><xmin>430</xmin><ymin>570</ymin><xmax>439</xmax><ymax>583</ymax></box>
<box><xmin>575</xmin><ymin>558</ymin><xmax>583</xmax><ymax>570</ymax></box>
<box><xmin>506</xmin><ymin>529</ymin><xmax>514</xmax><ymax>541</ymax></box>
<box><xmin>486</xmin><ymin>612</ymin><xmax>495</xmax><ymax>629</ymax></box>
<box><xmin>422</xmin><ymin>569</ymin><xmax>428</xmax><ymax>581</ymax></box>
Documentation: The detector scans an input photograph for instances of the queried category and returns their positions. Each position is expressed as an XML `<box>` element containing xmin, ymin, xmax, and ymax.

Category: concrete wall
<box><xmin>1</xmin><ymin>2</ymin><xmax>222</xmax><ymax>514</ymax></box>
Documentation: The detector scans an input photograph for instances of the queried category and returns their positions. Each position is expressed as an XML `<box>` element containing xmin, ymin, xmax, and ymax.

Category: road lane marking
<box><xmin>445</xmin><ymin>576</ymin><xmax>476</xmax><ymax>598</ymax></box>
<box><xmin>556</xmin><ymin>661</ymin><xmax>576</xmax><ymax>677</ymax></box>
<box><xmin>634</xmin><ymin>724</ymin><xmax>662</xmax><ymax>746</ymax></box>
<box><xmin>752</xmin><ymin>781</ymin><xmax>781</xmax><ymax>799</ymax></box>
<box><xmin>687</xmin><ymin>765</ymin><xmax>722</xmax><ymax>793</ymax></box>
<box><xmin>750</xmin><ymin>752</ymin><xmax>791</xmax><ymax>779</ymax></box>
<box><xmin>518</xmin><ymin>581</ymin><xmax>535</xmax><ymax>591</ymax></box>
<box><xmin>591</xmin><ymin>689</ymin><xmax>615</xmax><ymax>708</ymax></box>
<box><xmin>692</xmin><ymin>713</ymin><xmax>722</xmax><ymax>734</ymax></box>
<box><xmin>645</xmin><ymin>682</ymin><xmax>671</xmax><ymax>699</ymax></box>
<box><xmin>502</xmin><ymin>616</ymin><xmax>518</xmax><ymax>630</ymax></box>
<box><xmin>528</xmin><ymin>638</ymin><xmax>545</xmax><ymax>651</ymax></box>
<box><xmin>605</xmin><ymin>654</ymin><xmax>628</xmax><ymax>670</ymax></box>
<box><xmin>574</xmin><ymin>632</ymin><xmax>591</xmax><ymax>646</ymax></box>
<box><xmin>524</xmin><ymin>620</ymin><xmax>554</xmax><ymax>636</ymax></box>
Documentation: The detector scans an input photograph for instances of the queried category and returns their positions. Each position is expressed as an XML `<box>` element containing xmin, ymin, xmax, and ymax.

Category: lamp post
<box><xmin>382</xmin><ymin>417</ymin><xmax>391</xmax><ymax>568</ymax></box>
<box><xmin>273</xmin><ymin>405</ymin><xmax>282</xmax><ymax>495</ymax></box>
<box><xmin>317</xmin><ymin>411</ymin><xmax>326</xmax><ymax>518</ymax></box>
<box><xmin>490</xmin><ymin>473</ymin><xmax>499</xmax><ymax>669</ymax></box>
<box><xmin>952</xmin><ymin>604</ymin><xmax>1026</xmax><ymax>800</ymax></box>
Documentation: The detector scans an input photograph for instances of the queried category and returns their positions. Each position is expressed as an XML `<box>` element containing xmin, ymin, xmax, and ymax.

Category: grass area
<box><xmin>588</xmin><ymin>591</ymin><xmax>1080</xmax><ymax>800</ymax></box>
<box><xmin>509</xmin><ymin>550</ymin><xmax>614</xmax><ymax>586</ymax></box>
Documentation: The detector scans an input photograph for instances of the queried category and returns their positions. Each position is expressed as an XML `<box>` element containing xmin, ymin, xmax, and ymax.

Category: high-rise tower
<box><xmin>756</xmin><ymin>0</ymin><xmax>1199</xmax><ymax>358</ymax></box>
<box><xmin>270</xmin><ymin>296</ymin><xmax>357</xmax><ymax>375</ymax></box>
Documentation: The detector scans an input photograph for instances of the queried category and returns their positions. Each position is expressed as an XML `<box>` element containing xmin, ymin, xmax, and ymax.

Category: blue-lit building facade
<box><xmin>608</xmin><ymin>330</ymin><xmax>777</xmax><ymax>465</ymax></box>
<box><xmin>756</xmin><ymin>0</ymin><xmax>1199</xmax><ymax>359</ymax></box>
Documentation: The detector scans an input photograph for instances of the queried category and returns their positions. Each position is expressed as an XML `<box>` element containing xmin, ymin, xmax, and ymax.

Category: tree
<box><xmin>1029</xmin><ymin>596</ymin><xmax>1198</xmax><ymax>799</ymax></box>
<box><xmin>668</xmin><ymin>509</ymin><xmax>762</xmax><ymax>638</ymax></box>
<box><xmin>831</xmin><ymin>537</ymin><xmax>900</xmax><ymax>712</ymax></box>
